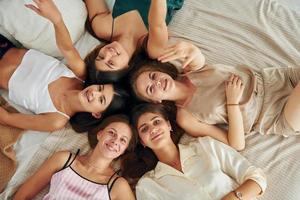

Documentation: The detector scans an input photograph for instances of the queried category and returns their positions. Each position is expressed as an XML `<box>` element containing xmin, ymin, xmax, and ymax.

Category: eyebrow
<box><xmin>145</xmin><ymin>72</ymin><xmax>152</xmax><ymax>96</ymax></box>
<box><xmin>138</xmin><ymin>116</ymin><xmax>159</xmax><ymax>130</ymax></box>
<box><xmin>102</xmin><ymin>85</ymin><xmax>107</xmax><ymax>105</ymax></box>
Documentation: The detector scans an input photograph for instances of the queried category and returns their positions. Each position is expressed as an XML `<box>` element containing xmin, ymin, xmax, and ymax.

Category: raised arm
<box><xmin>85</xmin><ymin>0</ymin><xmax>113</xmax><ymax>40</ymax></box>
<box><xmin>158</xmin><ymin>40</ymin><xmax>206</xmax><ymax>72</ymax></box>
<box><xmin>147</xmin><ymin>0</ymin><xmax>169</xmax><ymax>59</ymax></box>
<box><xmin>225</xmin><ymin>74</ymin><xmax>245</xmax><ymax>150</ymax></box>
<box><xmin>0</xmin><ymin>107</ymin><xmax>67</xmax><ymax>132</ymax></box>
<box><xmin>25</xmin><ymin>0</ymin><xmax>85</xmax><ymax>79</ymax></box>
<box><xmin>176</xmin><ymin>108</ymin><xmax>229</xmax><ymax>144</ymax></box>
<box><xmin>13</xmin><ymin>151</ymin><xmax>70</xmax><ymax>200</ymax></box>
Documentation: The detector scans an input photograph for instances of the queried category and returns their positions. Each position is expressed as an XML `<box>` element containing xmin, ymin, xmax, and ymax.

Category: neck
<box><xmin>153</xmin><ymin>141</ymin><xmax>181</xmax><ymax>171</ymax></box>
<box><xmin>116</xmin><ymin>34</ymin><xmax>137</xmax><ymax>59</ymax></box>
<box><xmin>170</xmin><ymin>80</ymin><xmax>193</xmax><ymax>103</ymax></box>
<box><xmin>85</xmin><ymin>149</ymin><xmax>113</xmax><ymax>172</ymax></box>
<box><xmin>62</xmin><ymin>90</ymin><xmax>85</xmax><ymax>116</ymax></box>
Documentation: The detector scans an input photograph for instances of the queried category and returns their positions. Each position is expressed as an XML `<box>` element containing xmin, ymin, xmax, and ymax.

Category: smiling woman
<box><xmin>124</xmin><ymin>103</ymin><xmax>266</xmax><ymax>200</ymax></box>
<box><xmin>13</xmin><ymin>114</ymin><xmax>137</xmax><ymax>200</ymax></box>
<box><xmin>0</xmin><ymin>0</ymin><xmax>129</xmax><ymax>132</ymax></box>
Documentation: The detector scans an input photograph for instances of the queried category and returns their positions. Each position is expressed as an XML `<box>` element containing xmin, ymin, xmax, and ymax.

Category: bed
<box><xmin>1</xmin><ymin>0</ymin><xmax>300</xmax><ymax>199</ymax></box>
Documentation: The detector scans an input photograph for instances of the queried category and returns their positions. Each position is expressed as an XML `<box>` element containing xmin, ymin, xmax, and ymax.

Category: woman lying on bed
<box><xmin>125</xmin><ymin>103</ymin><xmax>266</xmax><ymax>200</ymax></box>
<box><xmin>0</xmin><ymin>0</ymin><xmax>129</xmax><ymax>132</ymax></box>
<box><xmin>129</xmin><ymin>40</ymin><xmax>300</xmax><ymax>150</ymax></box>
<box><xmin>14</xmin><ymin>114</ymin><xmax>136</xmax><ymax>200</ymax></box>
<box><xmin>84</xmin><ymin>0</ymin><xmax>170</xmax><ymax>69</ymax></box>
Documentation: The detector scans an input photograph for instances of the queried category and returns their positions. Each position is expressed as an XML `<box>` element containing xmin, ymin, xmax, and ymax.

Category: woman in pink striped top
<box><xmin>14</xmin><ymin>114</ymin><xmax>137</xmax><ymax>200</ymax></box>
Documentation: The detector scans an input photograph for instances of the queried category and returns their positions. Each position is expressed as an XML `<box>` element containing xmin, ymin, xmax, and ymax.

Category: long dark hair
<box><xmin>121</xmin><ymin>103</ymin><xmax>184</xmax><ymax>183</ymax></box>
<box><xmin>70</xmin><ymin>83</ymin><xmax>131</xmax><ymax>133</ymax></box>
<box><xmin>88</xmin><ymin>114</ymin><xmax>137</xmax><ymax>153</ymax></box>
<box><xmin>129</xmin><ymin>57</ymin><xmax>180</xmax><ymax>102</ymax></box>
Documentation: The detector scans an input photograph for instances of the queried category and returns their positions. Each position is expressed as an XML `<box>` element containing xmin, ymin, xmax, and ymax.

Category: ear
<box><xmin>96</xmin><ymin>130</ymin><xmax>103</xmax><ymax>141</ymax></box>
<box><xmin>92</xmin><ymin>112</ymin><xmax>102</xmax><ymax>119</ymax></box>
<box><xmin>167</xmin><ymin>121</ymin><xmax>172</xmax><ymax>131</ymax></box>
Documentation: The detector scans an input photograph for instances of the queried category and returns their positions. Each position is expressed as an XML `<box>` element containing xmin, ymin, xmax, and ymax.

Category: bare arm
<box><xmin>147</xmin><ymin>0</ymin><xmax>169</xmax><ymax>59</ymax></box>
<box><xmin>85</xmin><ymin>0</ymin><xmax>113</xmax><ymax>40</ymax></box>
<box><xmin>13</xmin><ymin>151</ymin><xmax>70</xmax><ymax>200</ymax></box>
<box><xmin>110</xmin><ymin>177</ymin><xmax>136</xmax><ymax>200</ymax></box>
<box><xmin>0</xmin><ymin>107</ymin><xmax>67</xmax><ymax>132</ymax></box>
<box><xmin>25</xmin><ymin>0</ymin><xmax>86</xmax><ymax>79</ymax></box>
<box><xmin>176</xmin><ymin>108</ymin><xmax>229</xmax><ymax>144</ymax></box>
<box><xmin>225</xmin><ymin>74</ymin><xmax>245</xmax><ymax>150</ymax></box>
<box><xmin>222</xmin><ymin>179</ymin><xmax>263</xmax><ymax>200</ymax></box>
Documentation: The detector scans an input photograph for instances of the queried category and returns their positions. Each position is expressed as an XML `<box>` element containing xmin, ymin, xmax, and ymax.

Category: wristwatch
<box><xmin>234</xmin><ymin>190</ymin><xmax>243</xmax><ymax>200</ymax></box>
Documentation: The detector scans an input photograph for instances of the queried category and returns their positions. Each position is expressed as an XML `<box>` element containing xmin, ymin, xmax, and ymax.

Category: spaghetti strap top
<box><xmin>43</xmin><ymin>149</ymin><xmax>121</xmax><ymax>200</ymax></box>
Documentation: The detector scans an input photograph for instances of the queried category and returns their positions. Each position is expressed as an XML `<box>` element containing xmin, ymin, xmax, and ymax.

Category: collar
<box><xmin>153</xmin><ymin>143</ymin><xmax>197</xmax><ymax>178</ymax></box>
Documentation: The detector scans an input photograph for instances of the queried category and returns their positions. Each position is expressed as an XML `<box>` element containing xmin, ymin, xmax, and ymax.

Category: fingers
<box><xmin>227</xmin><ymin>74</ymin><xmax>243</xmax><ymax>87</ymax></box>
<box><xmin>182</xmin><ymin>56</ymin><xmax>193</xmax><ymax>69</ymax></box>
<box><xmin>24</xmin><ymin>4</ymin><xmax>41</xmax><ymax>15</ymax></box>
<box><xmin>158</xmin><ymin>45</ymin><xmax>178</xmax><ymax>62</ymax></box>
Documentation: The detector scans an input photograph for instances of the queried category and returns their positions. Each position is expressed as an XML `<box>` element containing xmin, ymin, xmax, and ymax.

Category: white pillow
<box><xmin>0</xmin><ymin>0</ymin><xmax>87</xmax><ymax>58</ymax></box>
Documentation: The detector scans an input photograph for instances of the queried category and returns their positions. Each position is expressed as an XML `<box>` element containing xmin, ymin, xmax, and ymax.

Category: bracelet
<box><xmin>226</xmin><ymin>103</ymin><xmax>239</xmax><ymax>106</ymax></box>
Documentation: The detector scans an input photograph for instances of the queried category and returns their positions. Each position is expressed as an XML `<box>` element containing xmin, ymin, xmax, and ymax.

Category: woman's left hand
<box><xmin>157</xmin><ymin>41</ymin><xmax>206</xmax><ymax>73</ymax></box>
<box><xmin>25</xmin><ymin>0</ymin><xmax>62</xmax><ymax>24</ymax></box>
<box><xmin>225</xmin><ymin>74</ymin><xmax>245</xmax><ymax>104</ymax></box>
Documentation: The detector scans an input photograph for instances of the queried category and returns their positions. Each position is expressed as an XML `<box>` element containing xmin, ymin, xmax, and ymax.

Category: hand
<box><xmin>157</xmin><ymin>41</ymin><xmax>205</xmax><ymax>73</ymax></box>
<box><xmin>225</xmin><ymin>74</ymin><xmax>245</xmax><ymax>104</ymax></box>
<box><xmin>25</xmin><ymin>0</ymin><xmax>62</xmax><ymax>25</ymax></box>
<box><xmin>0</xmin><ymin>106</ymin><xmax>9</xmax><ymax>125</ymax></box>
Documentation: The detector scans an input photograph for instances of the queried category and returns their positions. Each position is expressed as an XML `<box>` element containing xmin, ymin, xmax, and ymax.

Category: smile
<box><xmin>151</xmin><ymin>133</ymin><xmax>163</xmax><ymax>141</ymax></box>
<box><xmin>106</xmin><ymin>143</ymin><xmax>118</xmax><ymax>153</ymax></box>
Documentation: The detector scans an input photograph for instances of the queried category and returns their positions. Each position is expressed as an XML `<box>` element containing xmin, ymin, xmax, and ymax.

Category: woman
<box><xmin>129</xmin><ymin>40</ymin><xmax>300</xmax><ymax>150</ymax></box>
<box><xmin>84</xmin><ymin>0</ymin><xmax>170</xmax><ymax>69</ymax></box>
<box><xmin>14</xmin><ymin>114</ymin><xmax>137</xmax><ymax>200</ymax></box>
<box><xmin>0</xmin><ymin>0</ymin><xmax>128</xmax><ymax>132</ymax></box>
<box><xmin>127</xmin><ymin>103</ymin><xmax>266</xmax><ymax>200</ymax></box>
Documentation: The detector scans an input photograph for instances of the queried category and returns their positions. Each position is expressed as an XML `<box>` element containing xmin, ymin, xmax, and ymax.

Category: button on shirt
<box><xmin>136</xmin><ymin>136</ymin><xmax>267</xmax><ymax>200</ymax></box>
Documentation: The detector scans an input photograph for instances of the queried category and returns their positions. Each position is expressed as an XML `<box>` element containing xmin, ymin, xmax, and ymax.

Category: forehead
<box><xmin>105</xmin><ymin>122</ymin><xmax>132</xmax><ymax>137</ymax></box>
<box><xmin>137</xmin><ymin>112</ymin><xmax>162</xmax><ymax>126</ymax></box>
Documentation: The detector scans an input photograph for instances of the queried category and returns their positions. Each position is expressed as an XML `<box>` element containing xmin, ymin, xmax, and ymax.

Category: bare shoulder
<box><xmin>110</xmin><ymin>177</ymin><xmax>135</xmax><ymax>200</ymax></box>
<box><xmin>48</xmin><ymin>150</ymin><xmax>72</xmax><ymax>169</ymax></box>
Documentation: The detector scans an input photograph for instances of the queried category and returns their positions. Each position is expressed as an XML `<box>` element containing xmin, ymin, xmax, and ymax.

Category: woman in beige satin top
<box><xmin>130</xmin><ymin>41</ymin><xmax>300</xmax><ymax>150</ymax></box>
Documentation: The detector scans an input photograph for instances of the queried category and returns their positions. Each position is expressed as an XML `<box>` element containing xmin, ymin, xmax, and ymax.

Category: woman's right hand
<box><xmin>225</xmin><ymin>74</ymin><xmax>245</xmax><ymax>104</ymax></box>
<box><xmin>25</xmin><ymin>0</ymin><xmax>62</xmax><ymax>25</ymax></box>
<box><xmin>157</xmin><ymin>41</ymin><xmax>206</xmax><ymax>73</ymax></box>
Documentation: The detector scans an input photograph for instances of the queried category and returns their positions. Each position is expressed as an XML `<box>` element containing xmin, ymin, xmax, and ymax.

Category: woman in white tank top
<box><xmin>0</xmin><ymin>0</ymin><xmax>128</xmax><ymax>132</ymax></box>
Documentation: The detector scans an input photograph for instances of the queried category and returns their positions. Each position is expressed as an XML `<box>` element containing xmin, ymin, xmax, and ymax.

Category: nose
<box><xmin>150</xmin><ymin>127</ymin><xmax>158</xmax><ymax>135</ymax></box>
<box><xmin>155</xmin><ymin>79</ymin><xmax>162</xmax><ymax>88</ymax></box>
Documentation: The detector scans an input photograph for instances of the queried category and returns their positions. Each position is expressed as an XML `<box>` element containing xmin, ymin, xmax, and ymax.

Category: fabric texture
<box><xmin>0</xmin><ymin>96</ymin><xmax>24</xmax><ymax>193</ymax></box>
<box><xmin>43</xmin><ymin>157</ymin><xmax>118</xmax><ymax>200</ymax></box>
<box><xmin>136</xmin><ymin>136</ymin><xmax>266</xmax><ymax>200</ymax></box>
<box><xmin>8</xmin><ymin>49</ymin><xmax>76</xmax><ymax>117</ymax></box>
<box><xmin>112</xmin><ymin>0</ymin><xmax>184</xmax><ymax>28</ymax></box>
<box><xmin>184</xmin><ymin>64</ymin><xmax>300</xmax><ymax>135</ymax></box>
